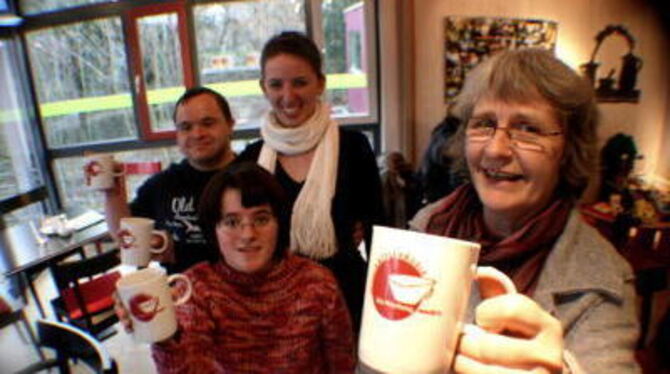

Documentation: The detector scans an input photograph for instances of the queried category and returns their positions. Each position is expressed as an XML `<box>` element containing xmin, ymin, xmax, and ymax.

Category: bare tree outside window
<box><xmin>25</xmin><ymin>17</ymin><xmax>136</xmax><ymax>148</ymax></box>
<box><xmin>138</xmin><ymin>12</ymin><xmax>185</xmax><ymax>132</ymax></box>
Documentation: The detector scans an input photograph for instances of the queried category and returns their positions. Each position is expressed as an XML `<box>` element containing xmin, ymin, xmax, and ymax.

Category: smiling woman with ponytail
<box><xmin>237</xmin><ymin>31</ymin><xmax>384</xmax><ymax>333</ymax></box>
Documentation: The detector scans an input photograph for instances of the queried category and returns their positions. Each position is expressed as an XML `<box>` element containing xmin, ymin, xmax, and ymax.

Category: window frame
<box><xmin>12</xmin><ymin>0</ymin><xmax>380</xmax><ymax>212</ymax></box>
<box><xmin>125</xmin><ymin>1</ymin><xmax>195</xmax><ymax>141</ymax></box>
<box><xmin>308</xmin><ymin>0</ymin><xmax>379</xmax><ymax>125</ymax></box>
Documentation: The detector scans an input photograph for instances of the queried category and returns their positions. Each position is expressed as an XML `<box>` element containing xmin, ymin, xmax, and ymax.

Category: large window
<box><xmin>321</xmin><ymin>0</ymin><xmax>376</xmax><ymax>121</ymax></box>
<box><xmin>137</xmin><ymin>11</ymin><xmax>185</xmax><ymax>133</ymax></box>
<box><xmin>0</xmin><ymin>39</ymin><xmax>44</xmax><ymax>199</ymax></box>
<box><xmin>0</xmin><ymin>36</ymin><xmax>47</xmax><ymax>225</ymax></box>
<box><xmin>128</xmin><ymin>3</ymin><xmax>194</xmax><ymax>138</ymax></box>
<box><xmin>25</xmin><ymin>17</ymin><xmax>135</xmax><ymax>148</ymax></box>
<box><xmin>16</xmin><ymin>0</ymin><xmax>379</xmax><ymax>212</ymax></box>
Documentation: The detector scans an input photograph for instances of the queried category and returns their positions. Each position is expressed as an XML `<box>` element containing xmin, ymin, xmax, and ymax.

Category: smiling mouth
<box><xmin>482</xmin><ymin>168</ymin><xmax>524</xmax><ymax>182</ymax></box>
<box><xmin>190</xmin><ymin>142</ymin><xmax>212</xmax><ymax>149</ymax></box>
<box><xmin>280</xmin><ymin>107</ymin><xmax>301</xmax><ymax>117</ymax></box>
<box><xmin>238</xmin><ymin>246</ymin><xmax>261</xmax><ymax>253</ymax></box>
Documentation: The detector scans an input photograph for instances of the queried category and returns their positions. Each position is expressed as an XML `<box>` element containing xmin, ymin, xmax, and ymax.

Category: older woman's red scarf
<box><xmin>425</xmin><ymin>184</ymin><xmax>573</xmax><ymax>295</ymax></box>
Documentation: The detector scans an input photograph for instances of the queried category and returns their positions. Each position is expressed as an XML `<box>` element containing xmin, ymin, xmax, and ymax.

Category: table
<box><xmin>580</xmin><ymin>202</ymin><xmax>670</xmax><ymax>251</ymax></box>
<box><xmin>0</xmin><ymin>215</ymin><xmax>110</xmax><ymax>317</ymax></box>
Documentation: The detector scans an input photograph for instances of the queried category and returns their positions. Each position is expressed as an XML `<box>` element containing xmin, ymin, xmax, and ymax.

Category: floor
<box><xmin>0</xmin><ymin>260</ymin><xmax>157</xmax><ymax>374</ymax></box>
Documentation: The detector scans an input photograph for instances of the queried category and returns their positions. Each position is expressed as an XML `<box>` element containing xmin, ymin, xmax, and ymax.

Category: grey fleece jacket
<box><xmin>410</xmin><ymin>209</ymin><xmax>640</xmax><ymax>373</ymax></box>
<box><xmin>529</xmin><ymin>210</ymin><xmax>640</xmax><ymax>373</ymax></box>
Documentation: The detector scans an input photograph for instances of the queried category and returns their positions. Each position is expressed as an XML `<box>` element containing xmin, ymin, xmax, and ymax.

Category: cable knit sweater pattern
<box><xmin>151</xmin><ymin>255</ymin><xmax>355</xmax><ymax>373</ymax></box>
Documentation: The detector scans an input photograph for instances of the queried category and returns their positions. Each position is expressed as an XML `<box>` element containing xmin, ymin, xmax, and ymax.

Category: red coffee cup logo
<box><xmin>372</xmin><ymin>253</ymin><xmax>439</xmax><ymax>320</ymax></box>
<box><xmin>129</xmin><ymin>293</ymin><xmax>164</xmax><ymax>322</ymax></box>
<box><xmin>118</xmin><ymin>229</ymin><xmax>136</xmax><ymax>250</ymax></box>
<box><xmin>84</xmin><ymin>160</ymin><xmax>102</xmax><ymax>186</ymax></box>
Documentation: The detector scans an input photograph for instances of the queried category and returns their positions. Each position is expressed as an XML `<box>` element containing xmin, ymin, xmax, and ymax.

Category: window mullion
<box><xmin>184</xmin><ymin>1</ymin><xmax>200</xmax><ymax>88</ymax></box>
<box><xmin>306</xmin><ymin>0</ymin><xmax>324</xmax><ymax>49</ymax></box>
<box><xmin>123</xmin><ymin>10</ymin><xmax>151</xmax><ymax>142</ymax></box>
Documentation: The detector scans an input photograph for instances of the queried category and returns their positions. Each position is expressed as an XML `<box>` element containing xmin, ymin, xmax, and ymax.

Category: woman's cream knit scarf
<box><xmin>258</xmin><ymin>103</ymin><xmax>339</xmax><ymax>259</ymax></box>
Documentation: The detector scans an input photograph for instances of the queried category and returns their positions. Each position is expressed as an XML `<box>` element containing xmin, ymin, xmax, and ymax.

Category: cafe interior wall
<box><xmin>409</xmin><ymin>0</ymin><xmax>670</xmax><ymax>191</ymax></box>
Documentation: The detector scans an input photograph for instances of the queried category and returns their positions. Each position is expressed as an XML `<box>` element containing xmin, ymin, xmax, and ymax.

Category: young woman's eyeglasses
<box><xmin>466</xmin><ymin>117</ymin><xmax>563</xmax><ymax>152</ymax></box>
<box><xmin>219</xmin><ymin>212</ymin><xmax>274</xmax><ymax>232</ymax></box>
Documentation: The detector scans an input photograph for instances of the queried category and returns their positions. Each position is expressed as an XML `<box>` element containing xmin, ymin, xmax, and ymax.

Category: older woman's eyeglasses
<box><xmin>466</xmin><ymin>117</ymin><xmax>563</xmax><ymax>152</ymax></box>
<box><xmin>219</xmin><ymin>212</ymin><xmax>274</xmax><ymax>232</ymax></box>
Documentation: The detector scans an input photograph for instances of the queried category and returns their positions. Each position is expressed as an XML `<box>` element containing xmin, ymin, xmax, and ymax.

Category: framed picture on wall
<box><xmin>444</xmin><ymin>16</ymin><xmax>557</xmax><ymax>101</ymax></box>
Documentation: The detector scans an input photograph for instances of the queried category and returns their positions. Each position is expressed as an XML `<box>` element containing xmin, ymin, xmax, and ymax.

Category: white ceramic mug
<box><xmin>116</xmin><ymin>267</ymin><xmax>192</xmax><ymax>343</ymax></box>
<box><xmin>118</xmin><ymin>217</ymin><xmax>169</xmax><ymax>267</ymax></box>
<box><xmin>84</xmin><ymin>153</ymin><xmax>124</xmax><ymax>190</ymax></box>
<box><xmin>358</xmin><ymin>226</ymin><xmax>517</xmax><ymax>374</ymax></box>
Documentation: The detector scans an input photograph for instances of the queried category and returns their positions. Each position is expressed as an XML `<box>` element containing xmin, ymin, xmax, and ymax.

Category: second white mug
<box><xmin>84</xmin><ymin>153</ymin><xmax>124</xmax><ymax>190</ymax></box>
<box><xmin>118</xmin><ymin>217</ymin><xmax>169</xmax><ymax>267</ymax></box>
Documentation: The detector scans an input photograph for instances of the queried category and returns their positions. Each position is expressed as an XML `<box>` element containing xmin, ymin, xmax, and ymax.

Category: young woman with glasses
<box><xmin>115</xmin><ymin>163</ymin><xmax>355</xmax><ymax>373</ymax></box>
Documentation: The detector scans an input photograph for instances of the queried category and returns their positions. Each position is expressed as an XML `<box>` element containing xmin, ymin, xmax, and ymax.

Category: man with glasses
<box><xmin>103</xmin><ymin>87</ymin><xmax>236</xmax><ymax>273</ymax></box>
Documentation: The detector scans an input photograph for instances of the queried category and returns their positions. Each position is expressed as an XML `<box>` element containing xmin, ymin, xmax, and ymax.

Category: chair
<box><xmin>121</xmin><ymin>161</ymin><xmax>163</xmax><ymax>213</ymax></box>
<box><xmin>17</xmin><ymin>319</ymin><xmax>118</xmax><ymax>374</ymax></box>
<box><xmin>50</xmin><ymin>249</ymin><xmax>121</xmax><ymax>341</ymax></box>
<box><xmin>123</xmin><ymin>161</ymin><xmax>162</xmax><ymax>175</ymax></box>
<box><xmin>0</xmin><ymin>296</ymin><xmax>46</xmax><ymax>363</ymax></box>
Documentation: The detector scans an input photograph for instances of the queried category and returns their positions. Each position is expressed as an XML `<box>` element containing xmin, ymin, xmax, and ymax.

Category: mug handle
<box><xmin>150</xmin><ymin>230</ymin><xmax>169</xmax><ymax>254</ymax></box>
<box><xmin>167</xmin><ymin>274</ymin><xmax>192</xmax><ymax>306</ymax></box>
<box><xmin>475</xmin><ymin>266</ymin><xmax>517</xmax><ymax>297</ymax></box>
<box><xmin>83</xmin><ymin>160</ymin><xmax>96</xmax><ymax>186</ymax></box>
<box><xmin>112</xmin><ymin>162</ymin><xmax>126</xmax><ymax>177</ymax></box>
<box><xmin>462</xmin><ymin>266</ymin><xmax>517</xmax><ymax>334</ymax></box>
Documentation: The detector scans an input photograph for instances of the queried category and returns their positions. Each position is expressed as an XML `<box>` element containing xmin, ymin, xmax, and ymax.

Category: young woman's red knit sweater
<box><xmin>151</xmin><ymin>254</ymin><xmax>355</xmax><ymax>373</ymax></box>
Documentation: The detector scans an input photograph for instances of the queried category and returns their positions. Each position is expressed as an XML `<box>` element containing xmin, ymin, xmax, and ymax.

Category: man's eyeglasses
<box><xmin>219</xmin><ymin>213</ymin><xmax>274</xmax><ymax>232</ymax></box>
<box><xmin>466</xmin><ymin>117</ymin><xmax>563</xmax><ymax>152</ymax></box>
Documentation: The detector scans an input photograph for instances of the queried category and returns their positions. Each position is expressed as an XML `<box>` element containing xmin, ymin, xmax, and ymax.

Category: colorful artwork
<box><xmin>444</xmin><ymin>17</ymin><xmax>558</xmax><ymax>101</ymax></box>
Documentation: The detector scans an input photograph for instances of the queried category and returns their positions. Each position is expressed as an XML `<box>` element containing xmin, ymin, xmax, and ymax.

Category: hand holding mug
<box><xmin>113</xmin><ymin>292</ymin><xmax>133</xmax><ymax>333</ymax></box>
<box><xmin>110</xmin><ymin>161</ymin><xmax>127</xmax><ymax>189</ymax></box>
<box><xmin>454</xmin><ymin>282</ymin><xmax>564</xmax><ymax>374</ymax></box>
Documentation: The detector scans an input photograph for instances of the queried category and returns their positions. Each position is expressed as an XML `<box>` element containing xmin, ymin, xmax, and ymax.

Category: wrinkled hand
<box><xmin>454</xmin><ymin>293</ymin><xmax>564</xmax><ymax>373</ymax></box>
<box><xmin>113</xmin><ymin>292</ymin><xmax>133</xmax><ymax>333</ymax></box>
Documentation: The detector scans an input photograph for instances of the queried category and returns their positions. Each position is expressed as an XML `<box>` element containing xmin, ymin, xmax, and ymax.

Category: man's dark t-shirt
<box><xmin>130</xmin><ymin>159</ymin><xmax>217</xmax><ymax>273</ymax></box>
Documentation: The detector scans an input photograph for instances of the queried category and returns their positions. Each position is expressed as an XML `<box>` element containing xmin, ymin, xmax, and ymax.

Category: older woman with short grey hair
<box><xmin>411</xmin><ymin>48</ymin><xmax>639</xmax><ymax>373</ymax></box>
